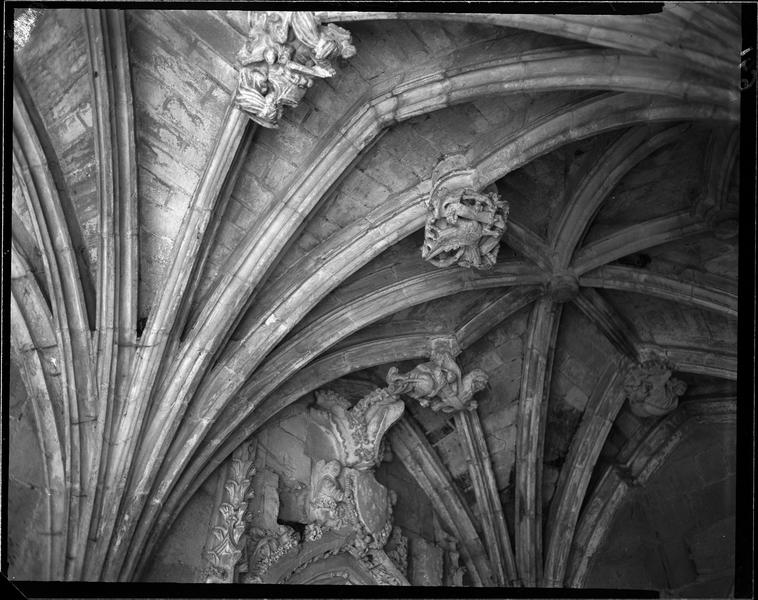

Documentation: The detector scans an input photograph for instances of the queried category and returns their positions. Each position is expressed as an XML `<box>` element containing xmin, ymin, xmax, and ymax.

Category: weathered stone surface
<box><xmin>9</xmin><ymin>7</ymin><xmax>740</xmax><ymax>589</ymax></box>
<box><xmin>202</xmin><ymin>443</ymin><xmax>256</xmax><ymax>582</ymax></box>
<box><xmin>623</xmin><ymin>359</ymin><xmax>686</xmax><ymax>418</ymax></box>
<box><xmin>409</xmin><ymin>537</ymin><xmax>444</xmax><ymax>586</ymax></box>
<box><xmin>583</xmin><ymin>422</ymin><xmax>736</xmax><ymax>595</ymax></box>
<box><xmin>14</xmin><ymin>9</ymin><xmax>98</xmax><ymax>282</ymax></box>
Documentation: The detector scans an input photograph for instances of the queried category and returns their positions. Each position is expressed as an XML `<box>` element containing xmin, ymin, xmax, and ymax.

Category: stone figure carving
<box><xmin>422</xmin><ymin>155</ymin><xmax>508</xmax><ymax>270</ymax></box>
<box><xmin>387</xmin><ymin>349</ymin><xmax>488</xmax><ymax>413</ymax></box>
<box><xmin>623</xmin><ymin>359</ymin><xmax>687</xmax><ymax>417</ymax></box>
<box><xmin>307</xmin><ymin>388</ymin><xmax>405</xmax><ymax>470</ymax></box>
<box><xmin>307</xmin><ymin>459</ymin><xmax>349</xmax><ymax>537</ymax></box>
<box><xmin>243</xmin><ymin>524</ymin><xmax>301</xmax><ymax>583</ymax></box>
<box><xmin>203</xmin><ymin>443</ymin><xmax>256</xmax><ymax>583</ymax></box>
<box><xmin>235</xmin><ymin>11</ymin><xmax>356</xmax><ymax>128</ymax></box>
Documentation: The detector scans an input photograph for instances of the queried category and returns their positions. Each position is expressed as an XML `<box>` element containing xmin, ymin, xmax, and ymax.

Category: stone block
<box><xmin>302</xmin><ymin>106</ymin><xmax>335</xmax><ymax>139</ymax></box>
<box><xmin>408</xmin><ymin>537</ymin><xmax>443</xmax><ymax>586</ymax></box>
<box><xmin>685</xmin><ymin>516</ymin><xmax>734</xmax><ymax>577</ymax></box>
<box><xmin>675</xmin><ymin>575</ymin><xmax>733</xmax><ymax>598</ymax></box>
<box><xmin>689</xmin><ymin>476</ymin><xmax>736</xmax><ymax>527</ymax></box>
<box><xmin>277</xmin><ymin>482</ymin><xmax>310</xmax><ymax>524</ymax></box>
<box><xmin>278</xmin><ymin>412</ymin><xmax>307</xmax><ymax>444</ymax></box>
<box><xmin>432</xmin><ymin>432</ymin><xmax>467</xmax><ymax>478</ymax></box>
<box><xmin>261</xmin><ymin>424</ymin><xmax>311</xmax><ymax>484</ymax></box>
<box><xmin>660</xmin><ymin>537</ymin><xmax>698</xmax><ymax>589</ymax></box>
<box><xmin>246</xmin><ymin>467</ymin><xmax>280</xmax><ymax>530</ymax></box>
<box><xmin>263</xmin><ymin>157</ymin><xmax>299</xmax><ymax>192</ymax></box>
<box><xmin>564</xmin><ymin>385</ymin><xmax>589</xmax><ymax>412</ymax></box>
<box><xmin>695</xmin><ymin>446</ymin><xmax>732</xmax><ymax>485</ymax></box>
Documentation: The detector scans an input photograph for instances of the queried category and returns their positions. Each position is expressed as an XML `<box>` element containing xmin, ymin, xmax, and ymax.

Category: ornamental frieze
<box><xmin>202</xmin><ymin>443</ymin><xmax>256</xmax><ymax>583</ymax></box>
<box><xmin>235</xmin><ymin>11</ymin><xmax>356</xmax><ymax>128</ymax></box>
<box><xmin>422</xmin><ymin>154</ymin><xmax>509</xmax><ymax>270</ymax></box>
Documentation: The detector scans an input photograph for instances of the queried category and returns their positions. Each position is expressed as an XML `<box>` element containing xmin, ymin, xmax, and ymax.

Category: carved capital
<box><xmin>234</xmin><ymin>11</ymin><xmax>356</xmax><ymax>128</ymax></box>
<box><xmin>387</xmin><ymin>349</ymin><xmax>488</xmax><ymax>413</ymax></box>
<box><xmin>623</xmin><ymin>359</ymin><xmax>687</xmax><ymax>417</ymax></box>
<box><xmin>422</xmin><ymin>154</ymin><xmax>509</xmax><ymax>270</ymax></box>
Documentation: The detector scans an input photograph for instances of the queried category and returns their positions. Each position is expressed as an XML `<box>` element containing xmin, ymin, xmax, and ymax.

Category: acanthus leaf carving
<box><xmin>203</xmin><ymin>442</ymin><xmax>257</xmax><ymax>583</ymax></box>
<box><xmin>239</xmin><ymin>380</ymin><xmax>411</xmax><ymax>585</ymax></box>
<box><xmin>422</xmin><ymin>154</ymin><xmax>509</xmax><ymax>270</ymax></box>
<box><xmin>387</xmin><ymin>348</ymin><xmax>488</xmax><ymax>413</ymax></box>
<box><xmin>235</xmin><ymin>11</ymin><xmax>356</xmax><ymax>128</ymax></box>
<box><xmin>304</xmin><ymin>459</ymin><xmax>395</xmax><ymax>555</ymax></box>
<box><xmin>243</xmin><ymin>524</ymin><xmax>301</xmax><ymax>583</ymax></box>
<box><xmin>623</xmin><ymin>358</ymin><xmax>687</xmax><ymax>417</ymax></box>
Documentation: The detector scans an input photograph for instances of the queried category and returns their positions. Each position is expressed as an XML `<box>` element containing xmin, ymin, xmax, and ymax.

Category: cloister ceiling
<box><xmin>7</xmin><ymin>4</ymin><xmax>747</xmax><ymax>592</ymax></box>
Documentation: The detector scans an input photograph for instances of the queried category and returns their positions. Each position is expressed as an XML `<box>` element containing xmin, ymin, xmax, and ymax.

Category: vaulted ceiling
<box><xmin>7</xmin><ymin>5</ymin><xmax>743</xmax><ymax>591</ymax></box>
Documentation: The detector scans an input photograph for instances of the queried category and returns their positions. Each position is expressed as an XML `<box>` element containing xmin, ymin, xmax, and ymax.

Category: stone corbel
<box><xmin>422</xmin><ymin>154</ymin><xmax>509</xmax><ymax>270</ymax></box>
<box><xmin>623</xmin><ymin>355</ymin><xmax>687</xmax><ymax>418</ymax></box>
<box><xmin>387</xmin><ymin>342</ymin><xmax>488</xmax><ymax>413</ymax></box>
<box><xmin>234</xmin><ymin>11</ymin><xmax>356</xmax><ymax>128</ymax></box>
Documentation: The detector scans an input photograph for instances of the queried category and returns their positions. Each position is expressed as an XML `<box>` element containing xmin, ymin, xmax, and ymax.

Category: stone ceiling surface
<box><xmin>7</xmin><ymin>5</ymin><xmax>748</xmax><ymax>594</ymax></box>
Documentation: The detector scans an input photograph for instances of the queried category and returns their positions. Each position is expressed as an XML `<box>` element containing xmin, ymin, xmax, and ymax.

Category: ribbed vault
<box><xmin>7</xmin><ymin>6</ymin><xmax>744</xmax><ymax>594</ymax></box>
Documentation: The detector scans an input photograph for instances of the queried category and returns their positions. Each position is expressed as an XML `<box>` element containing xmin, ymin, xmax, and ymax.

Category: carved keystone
<box><xmin>422</xmin><ymin>154</ymin><xmax>508</xmax><ymax>270</ymax></box>
<box><xmin>234</xmin><ymin>11</ymin><xmax>356</xmax><ymax>128</ymax></box>
<box><xmin>546</xmin><ymin>271</ymin><xmax>579</xmax><ymax>303</ymax></box>
<box><xmin>623</xmin><ymin>358</ymin><xmax>687</xmax><ymax>417</ymax></box>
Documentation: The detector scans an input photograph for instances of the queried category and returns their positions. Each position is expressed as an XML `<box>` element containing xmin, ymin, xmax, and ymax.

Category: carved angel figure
<box><xmin>235</xmin><ymin>11</ymin><xmax>355</xmax><ymax>127</ymax></box>
<box><xmin>386</xmin><ymin>350</ymin><xmax>488</xmax><ymax>413</ymax></box>
<box><xmin>623</xmin><ymin>359</ymin><xmax>687</xmax><ymax>417</ymax></box>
